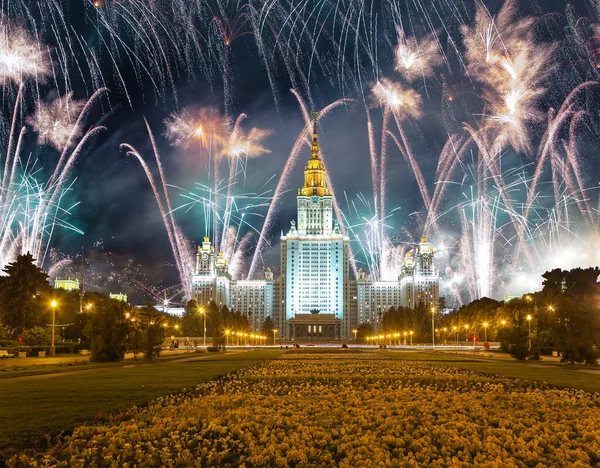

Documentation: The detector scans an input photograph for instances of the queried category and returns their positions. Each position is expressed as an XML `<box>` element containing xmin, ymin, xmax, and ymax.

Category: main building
<box><xmin>191</xmin><ymin>122</ymin><xmax>439</xmax><ymax>340</ymax></box>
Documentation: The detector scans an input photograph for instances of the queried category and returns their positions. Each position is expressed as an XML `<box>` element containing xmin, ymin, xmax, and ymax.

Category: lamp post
<box><xmin>453</xmin><ymin>326</ymin><xmax>458</xmax><ymax>345</ymax></box>
<box><xmin>431</xmin><ymin>306</ymin><xmax>436</xmax><ymax>349</ymax></box>
<box><xmin>198</xmin><ymin>307</ymin><xmax>206</xmax><ymax>347</ymax></box>
<box><xmin>526</xmin><ymin>314</ymin><xmax>532</xmax><ymax>351</ymax></box>
<box><xmin>443</xmin><ymin>327</ymin><xmax>447</xmax><ymax>345</ymax></box>
<box><xmin>409</xmin><ymin>331</ymin><xmax>413</xmax><ymax>346</ymax></box>
<box><xmin>483</xmin><ymin>322</ymin><xmax>488</xmax><ymax>342</ymax></box>
<box><xmin>464</xmin><ymin>325</ymin><xmax>469</xmax><ymax>344</ymax></box>
<box><xmin>352</xmin><ymin>329</ymin><xmax>358</xmax><ymax>341</ymax></box>
<box><xmin>272</xmin><ymin>328</ymin><xmax>278</xmax><ymax>345</ymax></box>
<box><xmin>50</xmin><ymin>300</ymin><xmax>57</xmax><ymax>356</ymax></box>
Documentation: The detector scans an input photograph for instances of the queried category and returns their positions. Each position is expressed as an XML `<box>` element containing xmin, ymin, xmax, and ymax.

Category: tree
<box><xmin>552</xmin><ymin>296</ymin><xmax>600</xmax><ymax>365</ymax></box>
<box><xmin>496</xmin><ymin>299</ymin><xmax>532</xmax><ymax>360</ymax></box>
<box><xmin>357</xmin><ymin>323</ymin><xmax>375</xmax><ymax>343</ymax></box>
<box><xmin>182</xmin><ymin>299</ymin><xmax>202</xmax><ymax>336</ymax></box>
<box><xmin>22</xmin><ymin>326</ymin><xmax>50</xmax><ymax>346</ymax></box>
<box><xmin>131</xmin><ymin>305</ymin><xmax>166</xmax><ymax>359</ymax></box>
<box><xmin>260</xmin><ymin>316</ymin><xmax>275</xmax><ymax>338</ymax></box>
<box><xmin>84</xmin><ymin>296</ymin><xmax>129</xmax><ymax>362</ymax></box>
<box><xmin>539</xmin><ymin>267</ymin><xmax>600</xmax><ymax>364</ymax></box>
<box><xmin>0</xmin><ymin>253</ymin><xmax>52</xmax><ymax>338</ymax></box>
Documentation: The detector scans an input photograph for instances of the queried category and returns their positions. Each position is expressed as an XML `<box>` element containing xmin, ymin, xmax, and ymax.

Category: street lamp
<box><xmin>453</xmin><ymin>326</ymin><xmax>458</xmax><ymax>345</ymax></box>
<box><xmin>431</xmin><ymin>306</ymin><xmax>436</xmax><ymax>349</ymax></box>
<box><xmin>272</xmin><ymin>328</ymin><xmax>278</xmax><ymax>345</ymax></box>
<box><xmin>409</xmin><ymin>331</ymin><xmax>413</xmax><ymax>346</ymax></box>
<box><xmin>352</xmin><ymin>329</ymin><xmax>358</xmax><ymax>341</ymax></box>
<box><xmin>85</xmin><ymin>303</ymin><xmax>93</xmax><ymax>312</ymax></box>
<box><xmin>526</xmin><ymin>314</ymin><xmax>532</xmax><ymax>351</ymax></box>
<box><xmin>198</xmin><ymin>307</ymin><xmax>206</xmax><ymax>347</ymax></box>
<box><xmin>443</xmin><ymin>327</ymin><xmax>447</xmax><ymax>345</ymax></box>
<box><xmin>50</xmin><ymin>300</ymin><xmax>57</xmax><ymax>356</ymax></box>
<box><xmin>225</xmin><ymin>330</ymin><xmax>230</xmax><ymax>347</ymax></box>
<box><xmin>464</xmin><ymin>324</ymin><xmax>469</xmax><ymax>343</ymax></box>
<box><xmin>483</xmin><ymin>322</ymin><xmax>488</xmax><ymax>342</ymax></box>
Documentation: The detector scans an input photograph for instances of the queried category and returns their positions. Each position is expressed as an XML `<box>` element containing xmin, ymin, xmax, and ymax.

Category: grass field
<box><xmin>0</xmin><ymin>349</ymin><xmax>284</xmax><ymax>457</ymax></box>
<box><xmin>382</xmin><ymin>350</ymin><xmax>600</xmax><ymax>393</ymax></box>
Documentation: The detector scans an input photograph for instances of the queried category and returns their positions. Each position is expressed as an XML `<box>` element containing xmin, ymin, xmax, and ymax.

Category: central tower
<box><xmin>279</xmin><ymin>116</ymin><xmax>351</xmax><ymax>340</ymax></box>
<box><xmin>297</xmin><ymin>119</ymin><xmax>333</xmax><ymax>235</ymax></box>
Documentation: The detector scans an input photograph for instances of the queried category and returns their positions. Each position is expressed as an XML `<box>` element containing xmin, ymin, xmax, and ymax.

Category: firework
<box><xmin>164</xmin><ymin>107</ymin><xmax>230</xmax><ymax>150</ymax></box>
<box><xmin>27</xmin><ymin>93</ymin><xmax>84</xmax><ymax>149</ymax></box>
<box><xmin>394</xmin><ymin>28</ymin><xmax>443</xmax><ymax>80</ymax></box>
<box><xmin>1</xmin><ymin>0</ymin><xmax>597</xmax><ymax>308</ymax></box>
<box><xmin>0</xmin><ymin>21</ymin><xmax>49</xmax><ymax>83</ymax></box>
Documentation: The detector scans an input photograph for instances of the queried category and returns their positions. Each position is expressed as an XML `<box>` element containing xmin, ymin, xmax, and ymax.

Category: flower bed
<box><xmin>10</xmin><ymin>353</ymin><xmax>600</xmax><ymax>467</ymax></box>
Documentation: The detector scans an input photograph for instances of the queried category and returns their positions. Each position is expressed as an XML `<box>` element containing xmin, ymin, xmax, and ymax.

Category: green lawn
<box><xmin>381</xmin><ymin>350</ymin><xmax>600</xmax><ymax>393</ymax></box>
<box><xmin>0</xmin><ymin>349</ymin><xmax>283</xmax><ymax>456</ymax></box>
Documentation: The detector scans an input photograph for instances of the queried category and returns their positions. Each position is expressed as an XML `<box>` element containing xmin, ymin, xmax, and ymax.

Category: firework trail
<box><xmin>120</xmin><ymin>119</ymin><xmax>195</xmax><ymax>300</ymax></box>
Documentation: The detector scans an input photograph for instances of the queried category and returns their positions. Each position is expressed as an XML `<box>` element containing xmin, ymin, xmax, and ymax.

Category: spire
<box><xmin>311</xmin><ymin>116</ymin><xmax>319</xmax><ymax>159</ymax></box>
<box><xmin>299</xmin><ymin>111</ymin><xmax>331</xmax><ymax>197</ymax></box>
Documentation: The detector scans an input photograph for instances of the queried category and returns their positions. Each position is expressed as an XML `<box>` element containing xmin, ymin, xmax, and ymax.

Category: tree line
<box><xmin>371</xmin><ymin>267</ymin><xmax>600</xmax><ymax>364</ymax></box>
<box><xmin>0</xmin><ymin>254</ymin><xmax>274</xmax><ymax>361</ymax></box>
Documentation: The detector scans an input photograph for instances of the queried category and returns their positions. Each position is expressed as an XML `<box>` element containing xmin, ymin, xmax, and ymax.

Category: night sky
<box><xmin>8</xmin><ymin>0</ymin><xmax>599</xmax><ymax>304</ymax></box>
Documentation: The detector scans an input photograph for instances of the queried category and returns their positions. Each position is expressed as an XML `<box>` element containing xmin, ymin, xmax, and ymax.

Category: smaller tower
<box><xmin>265</xmin><ymin>268</ymin><xmax>274</xmax><ymax>281</ymax></box>
<box><xmin>215</xmin><ymin>251</ymin><xmax>230</xmax><ymax>278</ymax></box>
<box><xmin>415</xmin><ymin>236</ymin><xmax>435</xmax><ymax>276</ymax></box>
<box><xmin>196</xmin><ymin>236</ymin><xmax>215</xmax><ymax>275</ymax></box>
<box><xmin>401</xmin><ymin>252</ymin><xmax>415</xmax><ymax>277</ymax></box>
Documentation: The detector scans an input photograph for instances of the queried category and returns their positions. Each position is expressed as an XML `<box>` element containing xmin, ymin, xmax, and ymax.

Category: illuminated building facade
<box><xmin>109</xmin><ymin>292</ymin><xmax>128</xmax><ymax>302</ymax></box>
<box><xmin>354</xmin><ymin>237</ymin><xmax>440</xmax><ymax>332</ymax></box>
<box><xmin>191</xmin><ymin>237</ymin><xmax>274</xmax><ymax>331</ymax></box>
<box><xmin>54</xmin><ymin>278</ymin><xmax>79</xmax><ymax>291</ymax></box>
<box><xmin>277</xmin><ymin>121</ymin><xmax>350</xmax><ymax>339</ymax></box>
<box><xmin>190</xmin><ymin>124</ymin><xmax>440</xmax><ymax>339</ymax></box>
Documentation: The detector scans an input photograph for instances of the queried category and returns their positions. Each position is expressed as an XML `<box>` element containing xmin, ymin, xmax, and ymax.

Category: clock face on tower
<box><xmin>202</xmin><ymin>253</ymin><xmax>208</xmax><ymax>261</ymax></box>
<box><xmin>422</xmin><ymin>253</ymin><xmax>430</xmax><ymax>261</ymax></box>
<box><xmin>311</xmin><ymin>195</ymin><xmax>319</xmax><ymax>204</ymax></box>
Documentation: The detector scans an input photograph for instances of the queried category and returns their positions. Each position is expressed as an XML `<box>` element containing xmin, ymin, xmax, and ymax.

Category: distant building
<box><xmin>109</xmin><ymin>292</ymin><xmax>128</xmax><ymax>302</ymax></box>
<box><xmin>503</xmin><ymin>294</ymin><xmax>523</xmax><ymax>302</ymax></box>
<box><xmin>145</xmin><ymin>305</ymin><xmax>185</xmax><ymax>317</ymax></box>
<box><xmin>54</xmin><ymin>278</ymin><xmax>79</xmax><ymax>291</ymax></box>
